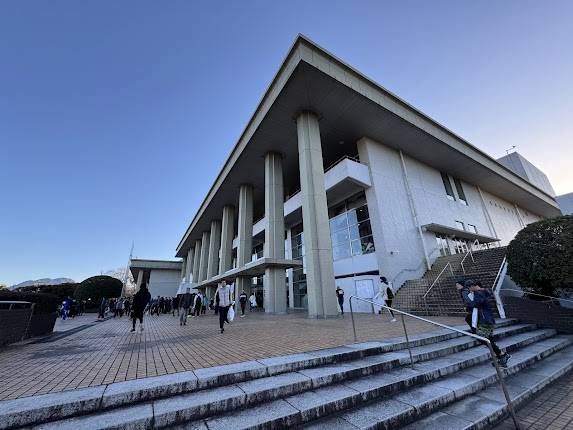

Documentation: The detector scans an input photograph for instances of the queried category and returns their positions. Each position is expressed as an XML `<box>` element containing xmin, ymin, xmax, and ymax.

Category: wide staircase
<box><xmin>394</xmin><ymin>247</ymin><xmax>507</xmax><ymax>317</ymax></box>
<box><xmin>1</xmin><ymin>319</ymin><xmax>572</xmax><ymax>429</ymax></box>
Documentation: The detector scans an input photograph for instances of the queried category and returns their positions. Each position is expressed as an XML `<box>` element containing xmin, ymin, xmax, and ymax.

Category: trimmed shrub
<box><xmin>506</xmin><ymin>215</ymin><xmax>573</xmax><ymax>297</ymax></box>
<box><xmin>74</xmin><ymin>276</ymin><xmax>122</xmax><ymax>303</ymax></box>
<box><xmin>17</xmin><ymin>283</ymin><xmax>79</xmax><ymax>300</ymax></box>
<box><xmin>0</xmin><ymin>290</ymin><xmax>60</xmax><ymax>315</ymax></box>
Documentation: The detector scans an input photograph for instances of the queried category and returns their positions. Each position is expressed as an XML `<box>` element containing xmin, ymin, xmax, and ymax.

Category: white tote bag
<box><xmin>227</xmin><ymin>305</ymin><xmax>235</xmax><ymax>322</ymax></box>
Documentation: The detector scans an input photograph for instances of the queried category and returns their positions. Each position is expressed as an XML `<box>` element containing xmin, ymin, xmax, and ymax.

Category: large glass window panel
<box><xmin>349</xmin><ymin>221</ymin><xmax>373</xmax><ymax>240</ymax></box>
<box><xmin>329</xmin><ymin>212</ymin><xmax>348</xmax><ymax>232</ymax></box>
<box><xmin>331</xmin><ymin>228</ymin><xmax>350</xmax><ymax>245</ymax></box>
<box><xmin>453</xmin><ymin>178</ymin><xmax>467</xmax><ymax>204</ymax></box>
<box><xmin>360</xmin><ymin>235</ymin><xmax>375</xmax><ymax>254</ymax></box>
<box><xmin>347</xmin><ymin>193</ymin><xmax>367</xmax><ymax>210</ymax></box>
<box><xmin>333</xmin><ymin>243</ymin><xmax>352</xmax><ymax>260</ymax></box>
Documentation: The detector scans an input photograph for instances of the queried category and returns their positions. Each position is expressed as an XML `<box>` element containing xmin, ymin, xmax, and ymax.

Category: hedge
<box><xmin>0</xmin><ymin>291</ymin><xmax>60</xmax><ymax>315</ymax></box>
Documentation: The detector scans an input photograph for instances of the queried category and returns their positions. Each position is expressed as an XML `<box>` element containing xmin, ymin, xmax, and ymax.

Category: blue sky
<box><xmin>1</xmin><ymin>1</ymin><xmax>572</xmax><ymax>286</ymax></box>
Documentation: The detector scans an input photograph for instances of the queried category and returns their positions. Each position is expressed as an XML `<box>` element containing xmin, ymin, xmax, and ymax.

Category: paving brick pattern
<box><xmin>494</xmin><ymin>369</ymin><xmax>573</xmax><ymax>430</ymax></box>
<box><xmin>0</xmin><ymin>311</ymin><xmax>462</xmax><ymax>400</ymax></box>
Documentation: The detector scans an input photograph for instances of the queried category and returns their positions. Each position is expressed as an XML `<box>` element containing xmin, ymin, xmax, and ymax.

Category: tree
<box><xmin>74</xmin><ymin>275</ymin><xmax>123</xmax><ymax>303</ymax></box>
<box><xmin>506</xmin><ymin>215</ymin><xmax>573</xmax><ymax>297</ymax></box>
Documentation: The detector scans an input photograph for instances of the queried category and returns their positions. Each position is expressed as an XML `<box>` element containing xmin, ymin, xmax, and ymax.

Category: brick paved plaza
<box><xmin>494</xmin><ymin>369</ymin><xmax>573</xmax><ymax>430</ymax></box>
<box><xmin>0</xmin><ymin>311</ymin><xmax>462</xmax><ymax>400</ymax></box>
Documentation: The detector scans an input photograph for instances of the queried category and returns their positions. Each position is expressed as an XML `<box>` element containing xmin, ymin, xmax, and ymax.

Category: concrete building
<box><xmin>497</xmin><ymin>152</ymin><xmax>556</xmax><ymax>197</ymax></box>
<box><xmin>129</xmin><ymin>259</ymin><xmax>182</xmax><ymax>299</ymax></box>
<box><xmin>556</xmin><ymin>192</ymin><xmax>573</xmax><ymax>215</ymax></box>
<box><xmin>169</xmin><ymin>35</ymin><xmax>560</xmax><ymax>317</ymax></box>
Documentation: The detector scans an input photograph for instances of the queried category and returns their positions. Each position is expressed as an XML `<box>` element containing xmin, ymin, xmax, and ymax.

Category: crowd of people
<box><xmin>58</xmin><ymin>297</ymin><xmax>85</xmax><ymax>319</ymax></box>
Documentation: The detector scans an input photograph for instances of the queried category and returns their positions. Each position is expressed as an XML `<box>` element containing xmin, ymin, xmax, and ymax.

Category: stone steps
<box><xmin>305</xmin><ymin>342</ymin><xmax>573</xmax><ymax>430</ymax></box>
<box><xmin>11</xmin><ymin>321</ymin><xmax>570</xmax><ymax>430</ymax></box>
<box><xmin>0</xmin><ymin>320</ymin><xmax>516</xmax><ymax>429</ymax></box>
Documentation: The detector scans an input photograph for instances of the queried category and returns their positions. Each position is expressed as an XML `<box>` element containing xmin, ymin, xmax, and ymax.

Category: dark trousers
<box><xmin>219</xmin><ymin>306</ymin><xmax>229</xmax><ymax>329</ymax></box>
<box><xmin>465</xmin><ymin>314</ymin><xmax>477</xmax><ymax>334</ymax></box>
<box><xmin>338</xmin><ymin>299</ymin><xmax>344</xmax><ymax>313</ymax></box>
<box><xmin>240</xmin><ymin>302</ymin><xmax>246</xmax><ymax>315</ymax></box>
<box><xmin>385</xmin><ymin>299</ymin><xmax>395</xmax><ymax>317</ymax></box>
<box><xmin>132</xmin><ymin>313</ymin><xmax>143</xmax><ymax>330</ymax></box>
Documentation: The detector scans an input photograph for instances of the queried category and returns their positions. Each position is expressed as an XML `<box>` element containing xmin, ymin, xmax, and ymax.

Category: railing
<box><xmin>492</xmin><ymin>256</ymin><xmax>508</xmax><ymax>318</ymax></box>
<box><xmin>460</xmin><ymin>239</ymin><xmax>480</xmax><ymax>274</ymax></box>
<box><xmin>348</xmin><ymin>295</ymin><xmax>522</xmax><ymax>430</ymax></box>
<box><xmin>391</xmin><ymin>247</ymin><xmax>441</xmax><ymax>290</ymax></box>
<box><xmin>324</xmin><ymin>154</ymin><xmax>363</xmax><ymax>173</ymax></box>
<box><xmin>499</xmin><ymin>288</ymin><xmax>573</xmax><ymax>304</ymax></box>
<box><xmin>422</xmin><ymin>262</ymin><xmax>454</xmax><ymax>299</ymax></box>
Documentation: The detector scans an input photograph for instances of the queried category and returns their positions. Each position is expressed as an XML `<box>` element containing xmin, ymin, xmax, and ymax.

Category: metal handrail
<box><xmin>324</xmin><ymin>154</ymin><xmax>363</xmax><ymax>172</ymax></box>
<box><xmin>460</xmin><ymin>239</ymin><xmax>479</xmax><ymax>273</ymax></box>
<box><xmin>348</xmin><ymin>295</ymin><xmax>522</xmax><ymax>430</ymax></box>
<box><xmin>423</xmin><ymin>262</ymin><xmax>454</xmax><ymax>299</ymax></box>
<box><xmin>391</xmin><ymin>247</ymin><xmax>441</xmax><ymax>288</ymax></box>
<box><xmin>499</xmin><ymin>288</ymin><xmax>573</xmax><ymax>304</ymax></box>
<box><xmin>492</xmin><ymin>256</ymin><xmax>507</xmax><ymax>291</ymax></box>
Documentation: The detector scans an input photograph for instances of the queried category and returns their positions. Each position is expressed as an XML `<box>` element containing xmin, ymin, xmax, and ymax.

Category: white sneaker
<box><xmin>391</xmin><ymin>318</ymin><xmax>397</xmax><ymax>322</ymax></box>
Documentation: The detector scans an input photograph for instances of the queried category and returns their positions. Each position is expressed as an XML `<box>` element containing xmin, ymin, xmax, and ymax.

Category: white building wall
<box><xmin>148</xmin><ymin>269</ymin><xmax>181</xmax><ymax>298</ymax></box>
<box><xmin>357</xmin><ymin>137</ymin><xmax>544</xmax><ymax>290</ymax></box>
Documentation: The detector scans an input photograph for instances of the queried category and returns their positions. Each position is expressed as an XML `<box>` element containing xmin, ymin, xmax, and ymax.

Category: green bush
<box><xmin>0</xmin><ymin>291</ymin><xmax>60</xmax><ymax>314</ymax></box>
<box><xmin>506</xmin><ymin>215</ymin><xmax>573</xmax><ymax>297</ymax></box>
<box><xmin>74</xmin><ymin>275</ymin><xmax>122</xmax><ymax>302</ymax></box>
<box><xmin>17</xmin><ymin>283</ymin><xmax>79</xmax><ymax>300</ymax></box>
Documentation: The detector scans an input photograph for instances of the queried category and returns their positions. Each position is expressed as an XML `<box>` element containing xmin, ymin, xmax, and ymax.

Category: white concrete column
<box><xmin>192</xmin><ymin>240</ymin><xmax>201</xmax><ymax>284</ymax></box>
<box><xmin>180</xmin><ymin>259</ymin><xmax>186</xmax><ymax>280</ymax></box>
<box><xmin>236</xmin><ymin>184</ymin><xmax>254</xmax><ymax>301</ymax></box>
<box><xmin>185</xmin><ymin>247</ymin><xmax>194</xmax><ymax>283</ymax></box>
<box><xmin>219</xmin><ymin>205</ymin><xmax>235</xmax><ymax>275</ymax></box>
<box><xmin>207</xmin><ymin>220</ymin><xmax>222</xmax><ymax>279</ymax></box>
<box><xmin>296</xmin><ymin>111</ymin><xmax>338</xmax><ymax>318</ymax></box>
<box><xmin>263</xmin><ymin>152</ymin><xmax>287</xmax><ymax>313</ymax></box>
<box><xmin>286</xmin><ymin>228</ymin><xmax>295</xmax><ymax>309</ymax></box>
<box><xmin>136</xmin><ymin>270</ymin><xmax>143</xmax><ymax>290</ymax></box>
<box><xmin>199</xmin><ymin>231</ymin><xmax>210</xmax><ymax>282</ymax></box>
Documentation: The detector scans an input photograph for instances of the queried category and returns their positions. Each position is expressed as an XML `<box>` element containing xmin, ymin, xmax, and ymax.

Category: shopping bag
<box><xmin>227</xmin><ymin>306</ymin><xmax>235</xmax><ymax>322</ymax></box>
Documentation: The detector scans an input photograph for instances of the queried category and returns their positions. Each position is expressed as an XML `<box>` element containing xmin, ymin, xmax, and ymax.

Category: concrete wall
<box><xmin>357</xmin><ymin>137</ymin><xmax>544</xmax><ymax>290</ymax></box>
<box><xmin>148</xmin><ymin>269</ymin><xmax>181</xmax><ymax>298</ymax></box>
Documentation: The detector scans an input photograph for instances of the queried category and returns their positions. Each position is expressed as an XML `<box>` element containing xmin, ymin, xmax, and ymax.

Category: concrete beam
<box><xmin>207</xmin><ymin>220</ymin><xmax>222</xmax><ymax>279</ymax></box>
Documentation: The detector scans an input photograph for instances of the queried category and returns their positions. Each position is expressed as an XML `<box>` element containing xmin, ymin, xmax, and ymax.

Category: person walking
<box><xmin>179</xmin><ymin>288</ymin><xmax>192</xmax><ymax>326</ymax></box>
<box><xmin>202</xmin><ymin>295</ymin><xmax>209</xmax><ymax>314</ymax></box>
<box><xmin>193</xmin><ymin>292</ymin><xmax>202</xmax><ymax>317</ymax></box>
<box><xmin>116</xmin><ymin>298</ymin><xmax>125</xmax><ymax>318</ymax></box>
<box><xmin>375</xmin><ymin>277</ymin><xmax>396</xmax><ymax>322</ymax></box>
<box><xmin>249</xmin><ymin>292</ymin><xmax>257</xmax><ymax>310</ymax></box>
<box><xmin>172</xmin><ymin>295</ymin><xmax>180</xmax><ymax>317</ymax></box>
<box><xmin>98</xmin><ymin>297</ymin><xmax>107</xmax><ymax>320</ymax></box>
<box><xmin>239</xmin><ymin>290</ymin><xmax>248</xmax><ymax>317</ymax></box>
<box><xmin>335</xmin><ymin>286</ymin><xmax>345</xmax><ymax>315</ymax></box>
<box><xmin>131</xmin><ymin>284</ymin><xmax>151</xmax><ymax>333</ymax></box>
<box><xmin>216</xmin><ymin>281</ymin><xmax>232</xmax><ymax>333</ymax></box>
<box><xmin>458</xmin><ymin>280</ymin><xmax>511</xmax><ymax>367</ymax></box>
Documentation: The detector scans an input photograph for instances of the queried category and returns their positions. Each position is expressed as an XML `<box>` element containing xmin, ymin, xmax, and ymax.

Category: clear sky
<box><xmin>1</xmin><ymin>1</ymin><xmax>572</xmax><ymax>286</ymax></box>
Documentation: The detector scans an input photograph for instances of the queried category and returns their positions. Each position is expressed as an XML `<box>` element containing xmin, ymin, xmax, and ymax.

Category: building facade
<box><xmin>172</xmin><ymin>36</ymin><xmax>560</xmax><ymax>317</ymax></box>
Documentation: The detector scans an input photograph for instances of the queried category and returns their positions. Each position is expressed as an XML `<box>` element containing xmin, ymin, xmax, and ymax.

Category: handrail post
<box><xmin>487</xmin><ymin>341</ymin><xmax>522</xmax><ymax>430</ymax></box>
<box><xmin>349</xmin><ymin>297</ymin><xmax>357</xmax><ymax>343</ymax></box>
<box><xmin>400</xmin><ymin>314</ymin><xmax>415</xmax><ymax>370</ymax></box>
<box><xmin>449</xmin><ymin>262</ymin><xmax>454</xmax><ymax>276</ymax></box>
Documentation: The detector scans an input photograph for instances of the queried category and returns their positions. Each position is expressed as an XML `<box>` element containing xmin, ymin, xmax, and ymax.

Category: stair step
<box><xmin>302</xmin><ymin>337</ymin><xmax>573</xmax><ymax>430</ymax></box>
<box><xmin>0</xmin><ymin>320</ymin><xmax>515</xmax><ymax>429</ymax></box>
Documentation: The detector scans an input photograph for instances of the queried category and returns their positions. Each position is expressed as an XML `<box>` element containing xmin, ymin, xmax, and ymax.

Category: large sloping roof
<box><xmin>175</xmin><ymin>35</ymin><xmax>560</xmax><ymax>257</ymax></box>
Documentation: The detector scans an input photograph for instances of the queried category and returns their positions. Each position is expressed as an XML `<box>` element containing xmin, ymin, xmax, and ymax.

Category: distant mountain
<box><xmin>10</xmin><ymin>278</ymin><xmax>76</xmax><ymax>290</ymax></box>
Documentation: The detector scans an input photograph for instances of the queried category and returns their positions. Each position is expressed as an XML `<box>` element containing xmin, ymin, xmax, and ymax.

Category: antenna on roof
<box><xmin>505</xmin><ymin>145</ymin><xmax>517</xmax><ymax>155</ymax></box>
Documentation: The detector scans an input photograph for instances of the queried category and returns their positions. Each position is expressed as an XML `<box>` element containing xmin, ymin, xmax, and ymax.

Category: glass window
<box><xmin>329</xmin><ymin>213</ymin><xmax>348</xmax><ymax>232</ymax></box>
<box><xmin>333</xmin><ymin>243</ymin><xmax>352</xmax><ymax>260</ymax></box>
<box><xmin>441</xmin><ymin>172</ymin><xmax>456</xmax><ymax>200</ymax></box>
<box><xmin>455</xmin><ymin>220</ymin><xmax>465</xmax><ymax>231</ymax></box>
<box><xmin>453</xmin><ymin>178</ymin><xmax>467</xmax><ymax>204</ymax></box>
<box><xmin>467</xmin><ymin>224</ymin><xmax>478</xmax><ymax>234</ymax></box>
<box><xmin>349</xmin><ymin>221</ymin><xmax>373</xmax><ymax>241</ymax></box>
<box><xmin>331</xmin><ymin>228</ymin><xmax>350</xmax><ymax>245</ymax></box>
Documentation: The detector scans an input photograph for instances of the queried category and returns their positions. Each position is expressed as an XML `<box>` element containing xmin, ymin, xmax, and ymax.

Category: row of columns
<box><xmin>182</xmin><ymin>111</ymin><xmax>338</xmax><ymax>317</ymax></box>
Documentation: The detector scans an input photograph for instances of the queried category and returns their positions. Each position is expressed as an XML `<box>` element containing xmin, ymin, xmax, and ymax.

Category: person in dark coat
<box><xmin>335</xmin><ymin>287</ymin><xmax>345</xmax><ymax>315</ymax></box>
<box><xmin>131</xmin><ymin>284</ymin><xmax>151</xmax><ymax>333</ymax></box>
<box><xmin>458</xmin><ymin>280</ymin><xmax>511</xmax><ymax>367</ymax></box>
<box><xmin>179</xmin><ymin>288</ymin><xmax>193</xmax><ymax>326</ymax></box>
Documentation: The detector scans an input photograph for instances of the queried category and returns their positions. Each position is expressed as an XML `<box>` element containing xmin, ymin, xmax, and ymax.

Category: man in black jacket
<box><xmin>131</xmin><ymin>284</ymin><xmax>151</xmax><ymax>333</ymax></box>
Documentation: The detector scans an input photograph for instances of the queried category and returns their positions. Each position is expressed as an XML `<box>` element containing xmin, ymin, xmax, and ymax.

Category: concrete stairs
<box><xmin>2</xmin><ymin>319</ymin><xmax>572</xmax><ymax>429</ymax></box>
<box><xmin>394</xmin><ymin>247</ymin><xmax>507</xmax><ymax>317</ymax></box>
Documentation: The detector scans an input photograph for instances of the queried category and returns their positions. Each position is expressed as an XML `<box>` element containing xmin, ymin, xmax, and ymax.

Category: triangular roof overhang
<box><xmin>175</xmin><ymin>35</ymin><xmax>560</xmax><ymax>257</ymax></box>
